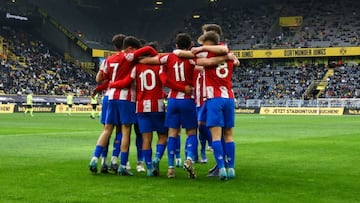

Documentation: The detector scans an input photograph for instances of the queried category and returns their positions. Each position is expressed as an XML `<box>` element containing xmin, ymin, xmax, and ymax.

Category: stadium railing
<box><xmin>238</xmin><ymin>98</ymin><xmax>360</xmax><ymax>109</ymax></box>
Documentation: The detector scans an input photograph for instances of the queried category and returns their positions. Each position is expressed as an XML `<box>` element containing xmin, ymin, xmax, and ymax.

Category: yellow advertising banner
<box><xmin>233</xmin><ymin>47</ymin><xmax>360</xmax><ymax>59</ymax></box>
<box><xmin>92</xmin><ymin>49</ymin><xmax>116</xmax><ymax>58</ymax></box>
<box><xmin>55</xmin><ymin>104</ymin><xmax>102</xmax><ymax>113</ymax></box>
<box><xmin>260</xmin><ymin>107</ymin><xmax>344</xmax><ymax>115</ymax></box>
<box><xmin>0</xmin><ymin>104</ymin><xmax>15</xmax><ymax>113</ymax></box>
<box><xmin>279</xmin><ymin>16</ymin><xmax>303</xmax><ymax>27</ymax></box>
<box><xmin>94</xmin><ymin>47</ymin><xmax>360</xmax><ymax>59</ymax></box>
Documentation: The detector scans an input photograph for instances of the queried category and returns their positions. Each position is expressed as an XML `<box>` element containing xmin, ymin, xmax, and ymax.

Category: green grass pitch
<box><xmin>0</xmin><ymin>113</ymin><xmax>359</xmax><ymax>203</ymax></box>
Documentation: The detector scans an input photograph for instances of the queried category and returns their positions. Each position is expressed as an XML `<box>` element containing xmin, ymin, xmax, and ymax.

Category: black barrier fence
<box><xmin>14</xmin><ymin>104</ymin><xmax>56</xmax><ymax>113</ymax></box>
<box><xmin>0</xmin><ymin>94</ymin><xmax>91</xmax><ymax>105</ymax></box>
<box><xmin>343</xmin><ymin>109</ymin><xmax>360</xmax><ymax>115</ymax></box>
<box><xmin>235</xmin><ymin>108</ymin><xmax>260</xmax><ymax>114</ymax></box>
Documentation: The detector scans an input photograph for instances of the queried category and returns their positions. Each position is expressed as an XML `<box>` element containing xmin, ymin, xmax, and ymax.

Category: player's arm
<box><xmin>132</xmin><ymin>46</ymin><xmax>158</xmax><ymax>59</ymax></box>
<box><xmin>191</xmin><ymin>45</ymin><xmax>229</xmax><ymax>55</ymax></box>
<box><xmin>159</xmin><ymin>68</ymin><xmax>192</xmax><ymax>95</ymax></box>
<box><xmin>95</xmin><ymin>70</ymin><xmax>103</xmax><ymax>83</ymax></box>
<box><xmin>139</xmin><ymin>56</ymin><xmax>161</xmax><ymax>65</ymax></box>
<box><xmin>91</xmin><ymin>80</ymin><xmax>109</xmax><ymax>97</ymax></box>
<box><xmin>109</xmin><ymin>68</ymin><xmax>135</xmax><ymax>89</ymax></box>
<box><xmin>196</xmin><ymin>53</ymin><xmax>240</xmax><ymax>67</ymax></box>
<box><xmin>96</xmin><ymin>59</ymin><xmax>107</xmax><ymax>83</ymax></box>
<box><xmin>195</xmin><ymin>52</ymin><xmax>237</xmax><ymax>67</ymax></box>
<box><xmin>233</xmin><ymin>56</ymin><xmax>240</xmax><ymax>66</ymax></box>
<box><xmin>172</xmin><ymin>49</ymin><xmax>195</xmax><ymax>58</ymax></box>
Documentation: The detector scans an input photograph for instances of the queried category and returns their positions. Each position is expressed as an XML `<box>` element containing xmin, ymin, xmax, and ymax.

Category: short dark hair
<box><xmin>139</xmin><ymin>39</ymin><xmax>147</xmax><ymax>47</ymax></box>
<box><xmin>145</xmin><ymin>41</ymin><xmax>159</xmax><ymax>51</ymax></box>
<box><xmin>175</xmin><ymin>33</ymin><xmax>192</xmax><ymax>50</ymax></box>
<box><xmin>198</xmin><ymin>31</ymin><xmax>220</xmax><ymax>45</ymax></box>
<box><xmin>112</xmin><ymin>34</ymin><xmax>126</xmax><ymax>50</ymax></box>
<box><xmin>202</xmin><ymin>24</ymin><xmax>223</xmax><ymax>36</ymax></box>
<box><xmin>123</xmin><ymin>36</ymin><xmax>141</xmax><ymax>49</ymax></box>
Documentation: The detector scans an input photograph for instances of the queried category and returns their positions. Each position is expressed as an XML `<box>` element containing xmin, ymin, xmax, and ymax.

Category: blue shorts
<box><xmin>136</xmin><ymin>112</ymin><xmax>167</xmax><ymax>134</ymax></box>
<box><xmin>100</xmin><ymin>96</ymin><xmax>108</xmax><ymax>125</ymax></box>
<box><xmin>197</xmin><ymin>104</ymin><xmax>207</xmax><ymax>123</ymax></box>
<box><xmin>165</xmin><ymin>98</ymin><xmax>197</xmax><ymax>129</ymax></box>
<box><xmin>105</xmin><ymin>100</ymin><xmax>136</xmax><ymax>125</ymax></box>
<box><xmin>206</xmin><ymin>98</ymin><xmax>235</xmax><ymax>128</ymax></box>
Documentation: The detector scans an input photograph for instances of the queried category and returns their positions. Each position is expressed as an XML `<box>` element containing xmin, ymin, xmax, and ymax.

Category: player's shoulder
<box><xmin>107</xmin><ymin>52</ymin><xmax>124</xmax><ymax>61</ymax></box>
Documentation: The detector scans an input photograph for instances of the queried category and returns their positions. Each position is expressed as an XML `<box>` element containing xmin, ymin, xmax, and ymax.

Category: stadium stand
<box><xmin>233</xmin><ymin>63</ymin><xmax>327</xmax><ymax>100</ymax></box>
<box><xmin>0</xmin><ymin>26</ymin><xmax>95</xmax><ymax>96</ymax></box>
<box><xmin>323</xmin><ymin>65</ymin><xmax>360</xmax><ymax>98</ymax></box>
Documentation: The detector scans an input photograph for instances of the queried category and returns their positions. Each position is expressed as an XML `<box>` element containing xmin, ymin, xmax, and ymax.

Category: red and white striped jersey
<box><xmin>159</xmin><ymin>53</ymin><xmax>195</xmax><ymax>99</ymax></box>
<box><xmin>132</xmin><ymin>63</ymin><xmax>166</xmax><ymax>113</ymax></box>
<box><xmin>102</xmin><ymin>51</ymin><xmax>136</xmax><ymax>101</ymax></box>
<box><xmin>102</xmin><ymin>46</ymin><xmax>157</xmax><ymax>101</ymax></box>
<box><xmin>110</xmin><ymin>63</ymin><xmax>166</xmax><ymax>113</ymax></box>
<box><xmin>196</xmin><ymin>51</ymin><xmax>234</xmax><ymax>99</ymax></box>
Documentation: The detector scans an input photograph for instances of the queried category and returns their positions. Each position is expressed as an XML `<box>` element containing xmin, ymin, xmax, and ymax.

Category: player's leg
<box><xmin>155</xmin><ymin>133</ymin><xmax>167</xmax><ymax>161</ymax></box>
<box><xmin>24</xmin><ymin>105</ymin><xmax>28</xmax><ymax>114</ymax></box>
<box><xmin>118</xmin><ymin>124</ymin><xmax>133</xmax><ymax>175</ymax></box>
<box><xmin>100</xmin><ymin>135</ymin><xmax>110</xmax><ymax>174</ymax></box>
<box><xmin>29</xmin><ymin>105</ymin><xmax>34</xmax><ymax>116</ymax></box>
<box><xmin>90</xmin><ymin>104</ymin><xmax>96</xmax><ymax>119</ymax></box>
<box><xmin>198</xmin><ymin>122</ymin><xmax>209</xmax><ymax>163</ymax></box>
<box><xmin>134</xmin><ymin>123</ymin><xmax>145</xmax><ymax>172</ymax></box>
<box><xmin>100</xmin><ymin>95</ymin><xmax>119</xmax><ymax>172</ymax></box>
<box><xmin>142</xmin><ymin>132</ymin><xmax>153</xmax><ymax>176</ymax></box>
<box><xmin>180</xmin><ymin>99</ymin><xmax>198</xmax><ymax>178</ymax></box>
<box><xmin>149</xmin><ymin>112</ymin><xmax>167</xmax><ymax>176</ymax></box>
<box><xmin>184</xmin><ymin>128</ymin><xmax>198</xmax><ymax>179</ymax></box>
<box><xmin>68</xmin><ymin>105</ymin><xmax>72</xmax><ymax>115</ymax></box>
<box><xmin>164</xmin><ymin>98</ymin><xmax>181</xmax><ymax>178</ymax></box>
<box><xmin>153</xmin><ymin>131</ymin><xmax>167</xmax><ymax>176</ymax></box>
<box><xmin>223</xmin><ymin>98</ymin><xmax>235</xmax><ymax>179</ymax></box>
<box><xmin>109</xmin><ymin>125</ymin><xmax>122</xmax><ymax>172</ymax></box>
<box><xmin>95</xmin><ymin>104</ymin><xmax>99</xmax><ymax>117</ymax></box>
<box><xmin>118</xmin><ymin>101</ymin><xmax>136</xmax><ymax>176</ymax></box>
<box><xmin>89</xmin><ymin>124</ymin><xmax>114</xmax><ymax>173</ymax></box>
<box><xmin>136</xmin><ymin>113</ymin><xmax>152</xmax><ymax>175</ymax></box>
<box><xmin>206</xmin><ymin>98</ymin><xmax>227</xmax><ymax>180</ymax></box>
<box><xmin>209</xmin><ymin>126</ymin><xmax>226</xmax><ymax>180</ymax></box>
<box><xmin>207</xmin><ymin>130</ymin><xmax>213</xmax><ymax>151</ymax></box>
<box><xmin>175</xmin><ymin>130</ymin><xmax>182</xmax><ymax>167</ymax></box>
<box><xmin>223</xmin><ymin>128</ymin><xmax>235</xmax><ymax>179</ymax></box>
<box><xmin>167</xmin><ymin>128</ymin><xmax>178</xmax><ymax>178</ymax></box>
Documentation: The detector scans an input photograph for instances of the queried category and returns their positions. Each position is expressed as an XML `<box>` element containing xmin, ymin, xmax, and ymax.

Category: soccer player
<box><xmin>91</xmin><ymin>57</ymin><xmax>122</xmax><ymax>174</ymax></box>
<box><xmin>198</xmin><ymin>24</ymin><xmax>224</xmax><ymax>155</ymax></box>
<box><xmin>175</xmin><ymin>23</ymin><xmax>232</xmax><ymax>176</ymax></box>
<box><xmin>140</xmin><ymin>33</ymin><xmax>198</xmax><ymax>178</ymax></box>
<box><xmin>90</xmin><ymin>93</ymin><xmax>99</xmax><ymax>119</ymax></box>
<box><xmin>109</xmin><ymin>44</ymin><xmax>172</xmax><ymax>176</ymax></box>
<box><xmin>66</xmin><ymin>93</ymin><xmax>73</xmax><ymax>116</ymax></box>
<box><xmin>24</xmin><ymin>92</ymin><xmax>34</xmax><ymax>117</ymax></box>
<box><xmin>194</xmin><ymin>31</ymin><xmax>239</xmax><ymax>180</ymax></box>
<box><xmin>89</xmin><ymin>35</ymin><xmax>157</xmax><ymax>175</ymax></box>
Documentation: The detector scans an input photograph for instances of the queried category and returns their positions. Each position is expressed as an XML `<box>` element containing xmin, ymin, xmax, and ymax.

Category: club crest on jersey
<box><xmin>125</xmin><ymin>53</ymin><xmax>135</xmax><ymax>61</ymax></box>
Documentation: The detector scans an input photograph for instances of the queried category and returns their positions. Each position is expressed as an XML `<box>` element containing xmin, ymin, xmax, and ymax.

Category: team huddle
<box><xmin>88</xmin><ymin>23</ymin><xmax>239</xmax><ymax>181</ymax></box>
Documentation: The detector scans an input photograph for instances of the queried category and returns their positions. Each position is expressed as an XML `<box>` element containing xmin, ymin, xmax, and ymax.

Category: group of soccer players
<box><xmin>88</xmin><ymin>23</ymin><xmax>239</xmax><ymax>180</ymax></box>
